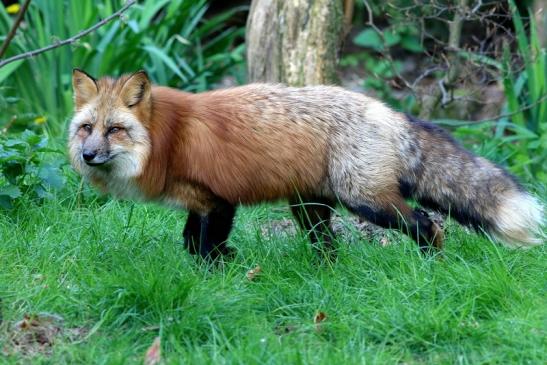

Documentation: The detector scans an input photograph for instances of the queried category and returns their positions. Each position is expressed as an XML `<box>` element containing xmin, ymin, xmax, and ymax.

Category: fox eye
<box><xmin>82</xmin><ymin>124</ymin><xmax>92</xmax><ymax>132</ymax></box>
<box><xmin>108</xmin><ymin>126</ymin><xmax>123</xmax><ymax>134</ymax></box>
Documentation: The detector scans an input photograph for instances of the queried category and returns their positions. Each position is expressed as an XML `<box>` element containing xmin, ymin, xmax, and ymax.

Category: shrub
<box><xmin>0</xmin><ymin>130</ymin><xmax>64</xmax><ymax>209</ymax></box>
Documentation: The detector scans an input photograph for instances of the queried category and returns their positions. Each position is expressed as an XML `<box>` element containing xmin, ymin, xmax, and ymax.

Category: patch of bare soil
<box><xmin>1</xmin><ymin>312</ymin><xmax>88</xmax><ymax>358</ymax></box>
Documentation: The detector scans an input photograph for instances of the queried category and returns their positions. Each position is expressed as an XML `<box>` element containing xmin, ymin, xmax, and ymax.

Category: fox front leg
<box><xmin>182</xmin><ymin>202</ymin><xmax>237</xmax><ymax>261</ymax></box>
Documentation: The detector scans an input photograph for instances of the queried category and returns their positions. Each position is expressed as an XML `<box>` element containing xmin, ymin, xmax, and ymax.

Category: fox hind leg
<box><xmin>289</xmin><ymin>197</ymin><xmax>336</xmax><ymax>257</ymax></box>
<box><xmin>182</xmin><ymin>201</ymin><xmax>236</xmax><ymax>260</ymax></box>
<box><xmin>343</xmin><ymin>192</ymin><xmax>443</xmax><ymax>253</ymax></box>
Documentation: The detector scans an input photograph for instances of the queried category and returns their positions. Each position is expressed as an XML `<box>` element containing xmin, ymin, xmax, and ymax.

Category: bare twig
<box><xmin>361</xmin><ymin>0</ymin><xmax>381</xmax><ymax>33</ymax></box>
<box><xmin>470</xmin><ymin>0</ymin><xmax>483</xmax><ymax>15</ymax></box>
<box><xmin>434</xmin><ymin>93</ymin><xmax>547</xmax><ymax>126</ymax></box>
<box><xmin>474</xmin><ymin>93</ymin><xmax>547</xmax><ymax>123</ymax></box>
<box><xmin>0</xmin><ymin>0</ymin><xmax>136</xmax><ymax>69</ymax></box>
<box><xmin>0</xmin><ymin>0</ymin><xmax>32</xmax><ymax>59</ymax></box>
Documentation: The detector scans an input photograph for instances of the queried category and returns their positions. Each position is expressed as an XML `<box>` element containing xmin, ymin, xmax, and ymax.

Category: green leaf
<box><xmin>501</xmin><ymin>45</ymin><xmax>526</xmax><ymax>126</ymax></box>
<box><xmin>0</xmin><ymin>195</ymin><xmax>13</xmax><ymax>209</ymax></box>
<box><xmin>457</xmin><ymin>51</ymin><xmax>503</xmax><ymax>70</ymax></box>
<box><xmin>353</xmin><ymin>29</ymin><xmax>383</xmax><ymax>51</ymax></box>
<box><xmin>142</xmin><ymin>44</ymin><xmax>187</xmax><ymax>82</ymax></box>
<box><xmin>34</xmin><ymin>185</ymin><xmax>52</xmax><ymax>199</ymax></box>
<box><xmin>38</xmin><ymin>166</ymin><xmax>64</xmax><ymax>189</ymax></box>
<box><xmin>3</xmin><ymin>162</ymin><xmax>24</xmax><ymax>185</ymax></box>
<box><xmin>0</xmin><ymin>60</ymin><xmax>24</xmax><ymax>84</ymax></box>
<box><xmin>138</xmin><ymin>0</ymin><xmax>171</xmax><ymax>30</ymax></box>
<box><xmin>0</xmin><ymin>185</ymin><xmax>22</xmax><ymax>199</ymax></box>
<box><xmin>400</xmin><ymin>34</ymin><xmax>424</xmax><ymax>53</ymax></box>
<box><xmin>383</xmin><ymin>30</ymin><xmax>401</xmax><ymax>47</ymax></box>
<box><xmin>22</xmin><ymin>130</ymin><xmax>46</xmax><ymax>147</ymax></box>
<box><xmin>4</xmin><ymin>139</ymin><xmax>27</xmax><ymax>149</ymax></box>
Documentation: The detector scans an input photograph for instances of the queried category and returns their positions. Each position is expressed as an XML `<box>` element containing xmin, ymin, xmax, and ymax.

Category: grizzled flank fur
<box><xmin>68</xmin><ymin>70</ymin><xmax>544</xmax><ymax>259</ymax></box>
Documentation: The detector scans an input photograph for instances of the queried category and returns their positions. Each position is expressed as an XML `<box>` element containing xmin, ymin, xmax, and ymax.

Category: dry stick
<box><xmin>342</xmin><ymin>0</ymin><xmax>355</xmax><ymax>37</ymax></box>
<box><xmin>419</xmin><ymin>0</ymin><xmax>470</xmax><ymax>119</ymax></box>
<box><xmin>0</xmin><ymin>0</ymin><xmax>32</xmax><ymax>59</ymax></box>
<box><xmin>0</xmin><ymin>0</ymin><xmax>136</xmax><ymax>69</ymax></box>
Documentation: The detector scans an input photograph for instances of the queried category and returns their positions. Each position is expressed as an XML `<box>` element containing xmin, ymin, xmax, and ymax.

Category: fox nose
<box><xmin>82</xmin><ymin>150</ymin><xmax>97</xmax><ymax>162</ymax></box>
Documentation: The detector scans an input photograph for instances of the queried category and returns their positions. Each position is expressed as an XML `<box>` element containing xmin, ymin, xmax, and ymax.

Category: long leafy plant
<box><xmin>0</xmin><ymin>0</ymin><xmax>246</xmax><ymax>135</ymax></box>
<box><xmin>442</xmin><ymin>0</ymin><xmax>546</xmax><ymax>183</ymax></box>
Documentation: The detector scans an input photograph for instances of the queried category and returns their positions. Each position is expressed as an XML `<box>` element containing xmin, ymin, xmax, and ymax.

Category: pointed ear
<box><xmin>120</xmin><ymin>70</ymin><xmax>151</xmax><ymax>107</ymax></box>
<box><xmin>72</xmin><ymin>68</ymin><xmax>98</xmax><ymax>109</ymax></box>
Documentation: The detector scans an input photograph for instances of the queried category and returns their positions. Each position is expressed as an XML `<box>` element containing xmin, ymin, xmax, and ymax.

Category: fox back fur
<box><xmin>69</xmin><ymin>69</ymin><xmax>544</xmax><ymax>259</ymax></box>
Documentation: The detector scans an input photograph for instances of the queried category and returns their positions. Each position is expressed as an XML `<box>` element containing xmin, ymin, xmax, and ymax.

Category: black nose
<box><xmin>82</xmin><ymin>150</ymin><xmax>97</xmax><ymax>162</ymax></box>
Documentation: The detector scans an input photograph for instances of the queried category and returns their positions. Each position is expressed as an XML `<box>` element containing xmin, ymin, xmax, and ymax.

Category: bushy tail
<box><xmin>490</xmin><ymin>191</ymin><xmax>544</xmax><ymax>247</ymax></box>
<box><xmin>405</xmin><ymin>117</ymin><xmax>544</xmax><ymax>248</ymax></box>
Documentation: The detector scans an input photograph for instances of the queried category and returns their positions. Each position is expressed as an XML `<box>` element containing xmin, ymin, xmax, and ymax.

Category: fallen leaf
<box><xmin>144</xmin><ymin>336</ymin><xmax>161</xmax><ymax>365</ymax></box>
<box><xmin>246</xmin><ymin>265</ymin><xmax>262</xmax><ymax>281</ymax></box>
<box><xmin>313</xmin><ymin>311</ymin><xmax>327</xmax><ymax>332</ymax></box>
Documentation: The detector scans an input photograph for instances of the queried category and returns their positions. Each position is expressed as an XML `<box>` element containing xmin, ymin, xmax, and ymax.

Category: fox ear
<box><xmin>120</xmin><ymin>70</ymin><xmax>151</xmax><ymax>108</ymax></box>
<box><xmin>72</xmin><ymin>68</ymin><xmax>98</xmax><ymax>109</ymax></box>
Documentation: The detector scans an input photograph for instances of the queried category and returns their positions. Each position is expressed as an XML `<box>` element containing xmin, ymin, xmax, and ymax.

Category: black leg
<box><xmin>289</xmin><ymin>197</ymin><xmax>335</xmax><ymax>255</ymax></box>
<box><xmin>182</xmin><ymin>202</ymin><xmax>237</xmax><ymax>260</ymax></box>
<box><xmin>346</xmin><ymin>198</ymin><xmax>443</xmax><ymax>254</ymax></box>
<box><xmin>183</xmin><ymin>211</ymin><xmax>202</xmax><ymax>255</ymax></box>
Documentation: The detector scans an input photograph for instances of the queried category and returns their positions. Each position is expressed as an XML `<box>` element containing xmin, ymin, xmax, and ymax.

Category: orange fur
<box><xmin>137</xmin><ymin>87</ymin><xmax>328</xmax><ymax>206</ymax></box>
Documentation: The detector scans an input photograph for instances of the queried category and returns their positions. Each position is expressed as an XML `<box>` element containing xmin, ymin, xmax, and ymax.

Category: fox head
<box><xmin>68</xmin><ymin>69</ymin><xmax>152</xmax><ymax>181</ymax></box>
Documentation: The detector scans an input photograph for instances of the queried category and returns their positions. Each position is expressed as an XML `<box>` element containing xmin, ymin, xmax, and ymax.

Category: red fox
<box><xmin>69</xmin><ymin>69</ymin><xmax>544</xmax><ymax>259</ymax></box>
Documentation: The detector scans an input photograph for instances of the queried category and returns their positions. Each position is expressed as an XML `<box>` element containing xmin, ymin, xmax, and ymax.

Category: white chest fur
<box><xmin>103</xmin><ymin>176</ymin><xmax>146</xmax><ymax>201</ymax></box>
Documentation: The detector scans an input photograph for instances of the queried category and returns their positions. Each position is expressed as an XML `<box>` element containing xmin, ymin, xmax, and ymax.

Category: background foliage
<box><xmin>0</xmin><ymin>0</ymin><xmax>245</xmax><ymax>135</ymax></box>
<box><xmin>345</xmin><ymin>0</ymin><xmax>546</xmax><ymax>183</ymax></box>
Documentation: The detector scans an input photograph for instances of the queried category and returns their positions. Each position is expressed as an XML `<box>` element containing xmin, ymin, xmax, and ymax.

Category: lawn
<box><xmin>0</xmin><ymin>190</ymin><xmax>545</xmax><ymax>364</ymax></box>
<box><xmin>1</xmin><ymin>0</ymin><xmax>546</xmax><ymax>363</ymax></box>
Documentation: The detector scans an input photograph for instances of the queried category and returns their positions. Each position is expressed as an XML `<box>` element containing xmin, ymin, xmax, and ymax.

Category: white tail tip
<box><xmin>492</xmin><ymin>192</ymin><xmax>545</xmax><ymax>248</ymax></box>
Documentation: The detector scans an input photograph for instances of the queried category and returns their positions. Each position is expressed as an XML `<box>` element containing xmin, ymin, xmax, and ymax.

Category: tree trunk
<box><xmin>534</xmin><ymin>0</ymin><xmax>546</xmax><ymax>48</ymax></box>
<box><xmin>246</xmin><ymin>0</ymin><xmax>345</xmax><ymax>85</ymax></box>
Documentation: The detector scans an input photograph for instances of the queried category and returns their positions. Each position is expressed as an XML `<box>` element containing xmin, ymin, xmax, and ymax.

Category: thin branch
<box><xmin>0</xmin><ymin>0</ymin><xmax>32</xmax><ymax>59</ymax></box>
<box><xmin>0</xmin><ymin>0</ymin><xmax>136</xmax><ymax>69</ymax></box>
<box><xmin>474</xmin><ymin>93</ymin><xmax>547</xmax><ymax>124</ymax></box>
<box><xmin>343</xmin><ymin>0</ymin><xmax>355</xmax><ymax>37</ymax></box>
<box><xmin>361</xmin><ymin>0</ymin><xmax>381</xmax><ymax>33</ymax></box>
<box><xmin>470</xmin><ymin>0</ymin><xmax>483</xmax><ymax>15</ymax></box>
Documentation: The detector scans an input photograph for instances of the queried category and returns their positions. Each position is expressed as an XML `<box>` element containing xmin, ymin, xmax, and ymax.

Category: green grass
<box><xmin>0</xmin><ymin>191</ymin><xmax>545</xmax><ymax>364</ymax></box>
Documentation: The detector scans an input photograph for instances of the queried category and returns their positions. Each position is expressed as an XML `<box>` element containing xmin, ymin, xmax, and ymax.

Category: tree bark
<box><xmin>534</xmin><ymin>0</ymin><xmax>546</xmax><ymax>48</ymax></box>
<box><xmin>246</xmin><ymin>0</ymin><xmax>345</xmax><ymax>85</ymax></box>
